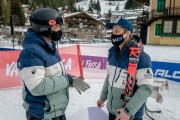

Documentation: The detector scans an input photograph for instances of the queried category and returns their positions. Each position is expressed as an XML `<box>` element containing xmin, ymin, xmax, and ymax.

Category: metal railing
<box><xmin>163</xmin><ymin>7</ymin><xmax>180</xmax><ymax>16</ymax></box>
<box><xmin>143</xmin><ymin>7</ymin><xmax>180</xmax><ymax>25</ymax></box>
<box><xmin>149</xmin><ymin>7</ymin><xmax>180</xmax><ymax>19</ymax></box>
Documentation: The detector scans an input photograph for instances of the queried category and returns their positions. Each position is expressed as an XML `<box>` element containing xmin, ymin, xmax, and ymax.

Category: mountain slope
<box><xmin>75</xmin><ymin>0</ymin><xmax>127</xmax><ymax>15</ymax></box>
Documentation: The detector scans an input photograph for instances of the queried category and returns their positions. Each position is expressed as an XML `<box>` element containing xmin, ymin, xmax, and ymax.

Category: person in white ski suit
<box><xmin>97</xmin><ymin>18</ymin><xmax>154</xmax><ymax>120</ymax></box>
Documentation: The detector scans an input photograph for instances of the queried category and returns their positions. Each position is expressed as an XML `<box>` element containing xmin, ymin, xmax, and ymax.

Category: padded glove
<box><xmin>67</xmin><ymin>74</ymin><xmax>90</xmax><ymax>94</ymax></box>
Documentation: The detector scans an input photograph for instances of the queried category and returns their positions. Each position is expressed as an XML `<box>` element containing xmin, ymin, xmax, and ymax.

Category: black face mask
<box><xmin>51</xmin><ymin>30</ymin><xmax>62</xmax><ymax>41</ymax></box>
<box><xmin>111</xmin><ymin>34</ymin><xmax>125</xmax><ymax>46</ymax></box>
<box><xmin>39</xmin><ymin>28</ymin><xmax>51</xmax><ymax>37</ymax></box>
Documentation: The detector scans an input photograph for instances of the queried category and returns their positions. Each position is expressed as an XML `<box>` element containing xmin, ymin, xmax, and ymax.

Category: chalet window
<box><xmin>157</xmin><ymin>0</ymin><xmax>166</xmax><ymax>12</ymax></box>
<box><xmin>79</xmin><ymin>18</ymin><xmax>81</xmax><ymax>21</ymax></box>
<box><xmin>73</xmin><ymin>18</ymin><xmax>75</xmax><ymax>20</ymax></box>
<box><xmin>155</xmin><ymin>24</ymin><xmax>162</xmax><ymax>36</ymax></box>
<box><xmin>163</xmin><ymin>21</ymin><xmax>173</xmax><ymax>33</ymax></box>
<box><xmin>176</xmin><ymin>21</ymin><xmax>180</xmax><ymax>33</ymax></box>
<box><xmin>85</xmin><ymin>19</ymin><xmax>87</xmax><ymax>22</ymax></box>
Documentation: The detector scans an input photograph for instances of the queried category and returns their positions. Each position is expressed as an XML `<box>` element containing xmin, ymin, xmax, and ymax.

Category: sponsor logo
<box><xmin>145</xmin><ymin>69</ymin><xmax>153</xmax><ymax>78</ymax></box>
<box><xmin>31</xmin><ymin>69</ymin><xmax>36</xmax><ymax>74</ymax></box>
<box><xmin>6</xmin><ymin>62</ymin><xmax>18</xmax><ymax>77</ymax></box>
<box><xmin>154</xmin><ymin>69</ymin><xmax>180</xmax><ymax>79</ymax></box>
<box><xmin>112</xmin><ymin>37</ymin><xmax>122</xmax><ymax>42</ymax></box>
<box><xmin>82</xmin><ymin>60</ymin><xmax>101</xmax><ymax>69</ymax></box>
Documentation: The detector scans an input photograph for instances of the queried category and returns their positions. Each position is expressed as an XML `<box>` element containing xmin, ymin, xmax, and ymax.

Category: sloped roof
<box><xmin>64</xmin><ymin>12</ymin><xmax>104</xmax><ymax>26</ymax></box>
<box><xmin>64</xmin><ymin>12</ymin><xmax>81</xmax><ymax>18</ymax></box>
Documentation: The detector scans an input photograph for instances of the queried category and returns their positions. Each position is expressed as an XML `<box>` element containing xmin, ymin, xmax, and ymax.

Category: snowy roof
<box><xmin>99</xmin><ymin>17</ymin><xmax>106</xmax><ymax>20</ymax></box>
<box><xmin>64</xmin><ymin>12</ymin><xmax>81</xmax><ymax>18</ymax></box>
<box><xmin>124</xmin><ymin>16</ymin><xmax>137</xmax><ymax>20</ymax></box>
<box><xmin>64</xmin><ymin>12</ymin><xmax>104</xmax><ymax>26</ymax></box>
<box><xmin>112</xmin><ymin>12</ymin><xmax>126</xmax><ymax>16</ymax></box>
<box><xmin>21</xmin><ymin>5</ymin><xmax>29</xmax><ymax>8</ymax></box>
<box><xmin>123</xmin><ymin>10</ymin><xmax>135</xmax><ymax>12</ymax></box>
<box><xmin>134</xmin><ymin>9</ymin><xmax>144</xmax><ymax>11</ymax></box>
<box><xmin>96</xmin><ymin>17</ymin><xmax>106</xmax><ymax>21</ymax></box>
<box><xmin>125</xmin><ymin>12</ymin><xmax>139</xmax><ymax>15</ymax></box>
<box><xmin>86</xmin><ymin>13</ymin><xmax>99</xmax><ymax>18</ymax></box>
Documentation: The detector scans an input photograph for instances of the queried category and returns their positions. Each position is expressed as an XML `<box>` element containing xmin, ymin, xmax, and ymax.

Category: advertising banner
<box><xmin>58</xmin><ymin>45</ymin><xmax>83</xmax><ymax>77</ymax></box>
<box><xmin>82</xmin><ymin>56</ymin><xmax>107</xmax><ymax>69</ymax></box>
<box><xmin>81</xmin><ymin>56</ymin><xmax>180</xmax><ymax>82</ymax></box>
<box><xmin>152</xmin><ymin>61</ymin><xmax>180</xmax><ymax>82</ymax></box>
<box><xmin>0</xmin><ymin>50</ymin><xmax>21</xmax><ymax>88</ymax></box>
<box><xmin>0</xmin><ymin>45</ymin><xmax>83</xmax><ymax>89</ymax></box>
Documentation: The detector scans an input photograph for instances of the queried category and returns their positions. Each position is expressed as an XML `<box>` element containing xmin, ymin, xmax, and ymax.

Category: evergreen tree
<box><xmin>109</xmin><ymin>1</ymin><xmax>112</xmax><ymax>6</ymax></box>
<box><xmin>107</xmin><ymin>9</ymin><xmax>112</xmax><ymax>22</ymax></box>
<box><xmin>0</xmin><ymin>0</ymin><xmax>3</xmax><ymax>26</ymax></box>
<box><xmin>124</xmin><ymin>0</ymin><xmax>133</xmax><ymax>9</ymax></box>
<box><xmin>125</xmin><ymin>0</ymin><xmax>141</xmax><ymax>9</ymax></box>
<box><xmin>20</xmin><ymin>0</ymin><xmax>29</xmax><ymax>4</ymax></box>
<box><xmin>88</xmin><ymin>6</ymin><xmax>93</xmax><ymax>13</ymax></box>
<box><xmin>66</xmin><ymin>0</ymin><xmax>77</xmax><ymax>13</ymax></box>
<box><xmin>0</xmin><ymin>0</ymin><xmax>3</xmax><ymax>17</ymax></box>
<box><xmin>133</xmin><ymin>0</ymin><xmax>142</xmax><ymax>9</ymax></box>
<box><xmin>115</xmin><ymin>1</ymin><xmax>119</xmax><ymax>10</ymax></box>
<box><xmin>96</xmin><ymin>0</ymin><xmax>101</xmax><ymax>14</ymax></box>
<box><xmin>89</xmin><ymin>0</ymin><xmax>93</xmax><ymax>9</ymax></box>
<box><xmin>10</xmin><ymin>0</ymin><xmax>25</xmax><ymax>26</ymax></box>
<box><xmin>28</xmin><ymin>0</ymin><xmax>37</xmax><ymax>11</ymax></box>
<box><xmin>2</xmin><ymin>0</ymin><xmax>11</xmax><ymax>26</ymax></box>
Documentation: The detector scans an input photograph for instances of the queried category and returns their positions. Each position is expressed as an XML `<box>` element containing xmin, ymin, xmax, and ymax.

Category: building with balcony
<box><xmin>136</xmin><ymin>0</ymin><xmax>180</xmax><ymax>46</ymax></box>
<box><xmin>62</xmin><ymin>12</ymin><xmax>106</xmax><ymax>43</ymax></box>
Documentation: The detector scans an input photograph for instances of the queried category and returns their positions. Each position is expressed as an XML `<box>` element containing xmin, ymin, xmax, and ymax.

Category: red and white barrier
<box><xmin>0</xmin><ymin>45</ymin><xmax>83</xmax><ymax>89</ymax></box>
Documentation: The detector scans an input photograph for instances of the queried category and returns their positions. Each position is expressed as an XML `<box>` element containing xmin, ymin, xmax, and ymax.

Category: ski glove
<box><xmin>67</xmin><ymin>74</ymin><xmax>90</xmax><ymax>94</ymax></box>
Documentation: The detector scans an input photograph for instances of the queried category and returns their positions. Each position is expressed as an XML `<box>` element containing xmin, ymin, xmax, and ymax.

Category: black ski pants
<box><xmin>26</xmin><ymin>111</ymin><xmax>66</xmax><ymax>120</ymax></box>
<box><xmin>109</xmin><ymin>112</ymin><xmax>142</xmax><ymax>120</ymax></box>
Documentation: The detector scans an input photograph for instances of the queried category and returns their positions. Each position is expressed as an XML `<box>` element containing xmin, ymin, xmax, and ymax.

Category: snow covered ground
<box><xmin>0</xmin><ymin>45</ymin><xmax>180</xmax><ymax>120</ymax></box>
<box><xmin>0</xmin><ymin>78</ymin><xmax>180</xmax><ymax>120</ymax></box>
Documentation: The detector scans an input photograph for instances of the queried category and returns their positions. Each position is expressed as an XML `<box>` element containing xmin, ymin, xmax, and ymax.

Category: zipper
<box><xmin>54</xmin><ymin>105</ymin><xmax>56</xmax><ymax>117</ymax></box>
<box><xmin>110</xmin><ymin>51</ymin><xmax>120</xmax><ymax>110</ymax></box>
<box><xmin>115</xmin><ymin>68</ymin><xmax>122</xmax><ymax>83</ymax></box>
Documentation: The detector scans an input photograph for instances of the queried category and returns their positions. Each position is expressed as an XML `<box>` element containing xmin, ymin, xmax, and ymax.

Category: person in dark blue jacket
<box><xmin>17</xmin><ymin>8</ymin><xmax>90</xmax><ymax>120</ymax></box>
<box><xmin>97</xmin><ymin>18</ymin><xmax>153</xmax><ymax>120</ymax></box>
